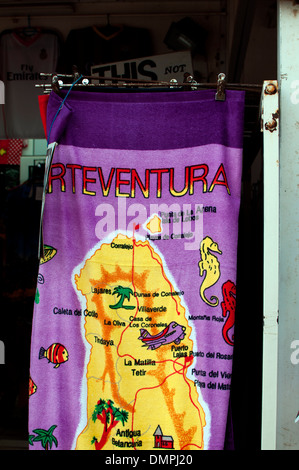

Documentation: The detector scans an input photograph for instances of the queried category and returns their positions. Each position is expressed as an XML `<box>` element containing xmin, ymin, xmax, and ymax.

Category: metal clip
<box><xmin>183</xmin><ymin>73</ymin><xmax>199</xmax><ymax>90</ymax></box>
<box><xmin>215</xmin><ymin>73</ymin><xmax>226</xmax><ymax>101</ymax></box>
<box><xmin>169</xmin><ymin>78</ymin><xmax>179</xmax><ymax>89</ymax></box>
<box><xmin>51</xmin><ymin>74</ymin><xmax>62</xmax><ymax>95</ymax></box>
<box><xmin>72</xmin><ymin>65</ymin><xmax>81</xmax><ymax>82</ymax></box>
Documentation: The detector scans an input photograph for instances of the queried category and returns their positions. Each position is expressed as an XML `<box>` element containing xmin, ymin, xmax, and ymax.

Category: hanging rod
<box><xmin>35</xmin><ymin>72</ymin><xmax>262</xmax><ymax>102</ymax></box>
<box><xmin>0</xmin><ymin>12</ymin><xmax>227</xmax><ymax>19</ymax></box>
<box><xmin>36</xmin><ymin>72</ymin><xmax>262</xmax><ymax>90</ymax></box>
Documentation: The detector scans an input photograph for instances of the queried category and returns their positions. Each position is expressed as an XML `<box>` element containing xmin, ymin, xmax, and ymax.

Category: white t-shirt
<box><xmin>0</xmin><ymin>29</ymin><xmax>60</xmax><ymax>138</ymax></box>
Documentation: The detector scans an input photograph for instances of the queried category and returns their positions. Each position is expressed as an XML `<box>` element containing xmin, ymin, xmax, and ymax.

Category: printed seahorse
<box><xmin>198</xmin><ymin>236</ymin><xmax>222</xmax><ymax>307</ymax></box>
<box><xmin>221</xmin><ymin>280</ymin><xmax>236</xmax><ymax>346</ymax></box>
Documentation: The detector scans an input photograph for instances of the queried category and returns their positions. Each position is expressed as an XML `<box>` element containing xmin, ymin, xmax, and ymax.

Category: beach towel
<box><xmin>29</xmin><ymin>87</ymin><xmax>245</xmax><ymax>451</ymax></box>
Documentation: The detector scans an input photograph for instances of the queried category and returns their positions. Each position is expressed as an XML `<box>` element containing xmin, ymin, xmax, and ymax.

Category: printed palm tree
<box><xmin>109</xmin><ymin>285</ymin><xmax>135</xmax><ymax>310</ymax></box>
<box><xmin>91</xmin><ymin>399</ymin><xmax>129</xmax><ymax>450</ymax></box>
<box><xmin>29</xmin><ymin>425</ymin><xmax>58</xmax><ymax>450</ymax></box>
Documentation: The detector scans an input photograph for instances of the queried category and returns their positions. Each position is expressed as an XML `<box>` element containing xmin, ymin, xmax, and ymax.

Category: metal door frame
<box><xmin>261</xmin><ymin>80</ymin><xmax>279</xmax><ymax>450</ymax></box>
<box><xmin>261</xmin><ymin>0</ymin><xmax>299</xmax><ymax>449</ymax></box>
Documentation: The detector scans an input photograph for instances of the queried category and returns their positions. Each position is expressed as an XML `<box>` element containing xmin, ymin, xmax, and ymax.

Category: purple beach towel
<box><xmin>29</xmin><ymin>88</ymin><xmax>245</xmax><ymax>451</ymax></box>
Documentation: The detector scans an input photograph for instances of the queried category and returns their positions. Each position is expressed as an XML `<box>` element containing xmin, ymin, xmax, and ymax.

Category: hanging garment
<box><xmin>0</xmin><ymin>29</ymin><xmax>60</xmax><ymax>138</ymax></box>
<box><xmin>29</xmin><ymin>88</ymin><xmax>245</xmax><ymax>451</ymax></box>
<box><xmin>56</xmin><ymin>25</ymin><xmax>153</xmax><ymax>76</ymax></box>
<box><xmin>0</xmin><ymin>138</ymin><xmax>25</xmax><ymax>165</ymax></box>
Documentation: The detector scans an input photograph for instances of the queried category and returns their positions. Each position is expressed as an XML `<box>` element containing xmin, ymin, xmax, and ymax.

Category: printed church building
<box><xmin>153</xmin><ymin>425</ymin><xmax>174</xmax><ymax>449</ymax></box>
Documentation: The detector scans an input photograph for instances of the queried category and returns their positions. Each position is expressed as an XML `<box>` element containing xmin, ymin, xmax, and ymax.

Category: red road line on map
<box><xmin>146</xmin><ymin>241</ymin><xmax>181</xmax><ymax>317</ymax></box>
<box><xmin>115</xmin><ymin>225</ymin><xmax>140</xmax><ymax>362</ymax></box>
<box><xmin>116</xmin><ymin>227</ymin><xmax>203</xmax><ymax>450</ymax></box>
<box><xmin>130</xmin><ymin>355</ymin><xmax>204</xmax><ymax>450</ymax></box>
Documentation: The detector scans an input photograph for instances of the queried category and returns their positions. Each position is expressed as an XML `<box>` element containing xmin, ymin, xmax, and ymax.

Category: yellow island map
<box><xmin>73</xmin><ymin>232</ymin><xmax>206</xmax><ymax>450</ymax></box>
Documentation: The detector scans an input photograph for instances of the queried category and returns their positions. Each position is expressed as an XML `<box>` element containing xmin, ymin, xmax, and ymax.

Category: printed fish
<box><xmin>138</xmin><ymin>321</ymin><xmax>186</xmax><ymax>350</ymax></box>
<box><xmin>40</xmin><ymin>245</ymin><xmax>57</xmax><ymax>264</ymax></box>
<box><xmin>39</xmin><ymin>343</ymin><xmax>69</xmax><ymax>368</ymax></box>
<box><xmin>29</xmin><ymin>377</ymin><xmax>37</xmax><ymax>396</ymax></box>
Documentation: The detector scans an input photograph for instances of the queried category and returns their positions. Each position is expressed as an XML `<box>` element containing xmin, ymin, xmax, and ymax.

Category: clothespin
<box><xmin>169</xmin><ymin>78</ymin><xmax>179</xmax><ymax>89</ymax></box>
<box><xmin>183</xmin><ymin>72</ymin><xmax>199</xmax><ymax>90</ymax></box>
<box><xmin>72</xmin><ymin>65</ymin><xmax>81</xmax><ymax>82</ymax></box>
<box><xmin>51</xmin><ymin>74</ymin><xmax>62</xmax><ymax>95</ymax></box>
<box><xmin>215</xmin><ymin>73</ymin><xmax>226</xmax><ymax>101</ymax></box>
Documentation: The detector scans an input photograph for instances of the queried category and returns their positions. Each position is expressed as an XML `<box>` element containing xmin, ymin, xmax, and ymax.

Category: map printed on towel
<box><xmin>29</xmin><ymin>89</ymin><xmax>244</xmax><ymax>450</ymax></box>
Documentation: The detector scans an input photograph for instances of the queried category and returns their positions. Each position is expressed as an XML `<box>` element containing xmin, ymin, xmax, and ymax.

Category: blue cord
<box><xmin>47</xmin><ymin>74</ymin><xmax>83</xmax><ymax>146</ymax></box>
